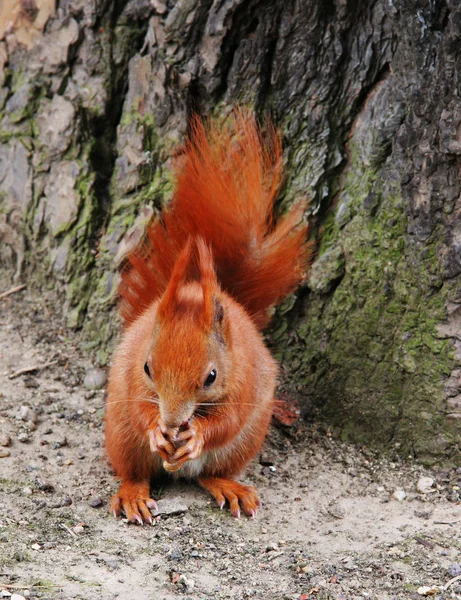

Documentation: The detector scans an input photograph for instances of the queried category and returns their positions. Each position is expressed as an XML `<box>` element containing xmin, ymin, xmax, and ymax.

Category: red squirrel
<box><xmin>105</xmin><ymin>109</ymin><xmax>312</xmax><ymax>523</ymax></box>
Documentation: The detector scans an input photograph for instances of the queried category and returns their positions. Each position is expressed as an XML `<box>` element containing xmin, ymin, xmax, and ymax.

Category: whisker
<box><xmin>98</xmin><ymin>398</ymin><xmax>160</xmax><ymax>409</ymax></box>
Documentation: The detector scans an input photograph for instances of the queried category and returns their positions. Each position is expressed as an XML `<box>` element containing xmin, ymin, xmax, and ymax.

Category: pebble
<box><xmin>89</xmin><ymin>495</ymin><xmax>103</xmax><ymax>508</ymax></box>
<box><xmin>179</xmin><ymin>575</ymin><xmax>195</xmax><ymax>592</ymax></box>
<box><xmin>83</xmin><ymin>368</ymin><xmax>107</xmax><ymax>390</ymax></box>
<box><xmin>17</xmin><ymin>433</ymin><xmax>29</xmax><ymax>443</ymax></box>
<box><xmin>414</xmin><ymin>508</ymin><xmax>433</xmax><ymax>519</ymax></box>
<box><xmin>11</xmin><ymin>594</ymin><xmax>26</xmax><ymax>600</ymax></box>
<box><xmin>51</xmin><ymin>437</ymin><xmax>67</xmax><ymax>449</ymax></box>
<box><xmin>416</xmin><ymin>476</ymin><xmax>435</xmax><ymax>494</ymax></box>
<box><xmin>0</xmin><ymin>449</ymin><xmax>10</xmax><ymax>458</ymax></box>
<box><xmin>24</xmin><ymin>376</ymin><xmax>40</xmax><ymax>389</ymax></box>
<box><xmin>392</xmin><ymin>489</ymin><xmax>406</xmax><ymax>502</ymax></box>
<box><xmin>18</xmin><ymin>406</ymin><xmax>36</xmax><ymax>422</ymax></box>
<box><xmin>152</xmin><ymin>499</ymin><xmax>188</xmax><ymax>516</ymax></box>
<box><xmin>447</xmin><ymin>563</ymin><xmax>461</xmax><ymax>577</ymax></box>
<box><xmin>417</xmin><ymin>585</ymin><xmax>439</xmax><ymax>596</ymax></box>
<box><xmin>0</xmin><ymin>434</ymin><xmax>11</xmax><ymax>446</ymax></box>
<box><xmin>259</xmin><ymin>452</ymin><xmax>275</xmax><ymax>466</ymax></box>
<box><xmin>22</xmin><ymin>487</ymin><xmax>33</xmax><ymax>496</ymax></box>
<box><xmin>342</xmin><ymin>556</ymin><xmax>358</xmax><ymax>571</ymax></box>
<box><xmin>34</xmin><ymin>479</ymin><xmax>55</xmax><ymax>493</ymax></box>
<box><xmin>105</xmin><ymin>559</ymin><xmax>119</xmax><ymax>571</ymax></box>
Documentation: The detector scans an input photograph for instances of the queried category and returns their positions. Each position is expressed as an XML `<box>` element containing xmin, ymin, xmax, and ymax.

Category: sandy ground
<box><xmin>0</xmin><ymin>290</ymin><xmax>460</xmax><ymax>600</ymax></box>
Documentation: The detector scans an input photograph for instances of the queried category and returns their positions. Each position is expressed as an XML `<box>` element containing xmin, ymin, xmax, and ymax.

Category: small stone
<box><xmin>89</xmin><ymin>495</ymin><xmax>103</xmax><ymax>508</ymax></box>
<box><xmin>24</xmin><ymin>376</ymin><xmax>40</xmax><ymax>389</ymax></box>
<box><xmin>391</xmin><ymin>489</ymin><xmax>406</xmax><ymax>502</ymax></box>
<box><xmin>259</xmin><ymin>452</ymin><xmax>275</xmax><ymax>466</ymax></box>
<box><xmin>152</xmin><ymin>499</ymin><xmax>188</xmax><ymax>516</ymax></box>
<box><xmin>31</xmin><ymin>543</ymin><xmax>41</xmax><ymax>550</ymax></box>
<box><xmin>416</xmin><ymin>476</ymin><xmax>435</xmax><ymax>494</ymax></box>
<box><xmin>0</xmin><ymin>448</ymin><xmax>10</xmax><ymax>458</ymax></box>
<box><xmin>17</xmin><ymin>432</ymin><xmax>29</xmax><ymax>443</ymax></box>
<box><xmin>414</xmin><ymin>508</ymin><xmax>433</xmax><ymax>519</ymax></box>
<box><xmin>19</xmin><ymin>405</ymin><xmax>32</xmax><ymax>421</ymax></box>
<box><xmin>179</xmin><ymin>575</ymin><xmax>195</xmax><ymax>592</ymax></box>
<box><xmin>51</xmin><ymin>437</ymin><xmax>67</xmax><ymax>449</ymax></box>
<box><xmin>342</xmin><ymin>556</ymin><xmax>358</xmax><ymax>571</ymax></box>
<box><xmin>22</xmin><ymin>487</ymin><xmax>33</xmax><ymax>496</ymax></box>
<box><xmin>328</xmin><ymin>502</ymin><xmax>346</xmax><ymax>519</ymax></box>
<box><xmin>0</xmin><ymin>591</ymin><xmax>11</xmax><ymax>598</ymax></box>
<box><xmin>11</xmin><ymin>594</ymin><xmax>26</xmax><ymax>600</ymax></box>
<box><xmin>83</xmin><ymin>368</ymin><xmax>107</xmax><ymax>390</ymax></box>
<box><xmin>73</xmin><ymin>525</ymin><xmax>85</xmax><ymax>534</ymax></box>
<box><xmin>34</xmin><ymin>479</ymin><xmax>55</xmax><ymax>493</ymax></box>
<box><xmin>417</xmin><ymin>585</ymin><xmax>439</xmax><ymax>596</ymax></box>
<box><xmin>447</xmin><ymin>563</ymin><xmax>461</xmax><ymax>577</ymax></box>
<box><xmin>105</xmin><ymin>559</ymin><xmax>119</xmax><ymax>570</ymax></box>
<box><xmin>0</xmin><ymin>434</ymin><xmax>11</xmax><ymax>446</ymax></box>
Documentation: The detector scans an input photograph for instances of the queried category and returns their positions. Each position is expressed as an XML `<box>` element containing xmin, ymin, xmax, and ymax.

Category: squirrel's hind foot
<box><xmin>110</xmin><ymin>480</ymin><xmax>157</xmax><ymax>525</ymax></box>
<box><xmin>198</xmin><ymin>476</ymin><xmax>260</xmax><ymax>518</ymax></box>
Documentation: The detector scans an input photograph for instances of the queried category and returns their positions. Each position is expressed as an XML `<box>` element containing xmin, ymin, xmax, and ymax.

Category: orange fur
<box><xmin>105</xmin><ymin>109</ymin><xmax>312</xmax><ymax>522</ymax></box>
<box><xmin>118</xmin><ymin>108</ymin><xmax>312</xmax><ymax>328</ymax></box>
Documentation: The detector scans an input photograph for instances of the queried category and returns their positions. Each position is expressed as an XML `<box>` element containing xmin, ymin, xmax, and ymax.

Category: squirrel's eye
<box><xmin>144</xmin><ymin>362</ymin><xmax>151</xmax><ymax>379</ymax></box>
<box><xmin>203</xmin><ymin>369</ymin><xmax>217</xmax><ymax>388</ymax></box>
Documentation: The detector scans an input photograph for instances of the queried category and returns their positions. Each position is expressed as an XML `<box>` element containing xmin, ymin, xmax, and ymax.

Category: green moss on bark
<box><xmin>273</xmin><ymin>142</ymin><xmax>460</xmax><ymax>464</ymax></box>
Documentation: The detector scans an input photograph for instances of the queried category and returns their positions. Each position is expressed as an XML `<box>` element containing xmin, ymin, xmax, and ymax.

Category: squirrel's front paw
<box><xmin>149</xmin><ymin>421</ymin><xmax>175</xmax><ymax>462</ymax></box>
<box><xmin>163</xmin><ymin>420</ymin><xmax>204</xmax><ymax>472</ymax></box>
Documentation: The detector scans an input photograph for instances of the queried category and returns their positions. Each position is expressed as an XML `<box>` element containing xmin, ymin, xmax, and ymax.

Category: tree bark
<box><xmin>0</xmin><ymin>0</ymin><xmax>460</xmax><ymax>463</ymax></box>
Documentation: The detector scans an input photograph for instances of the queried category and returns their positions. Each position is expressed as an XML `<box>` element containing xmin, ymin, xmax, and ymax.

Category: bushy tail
<box><xmin>119</xmin><ymin>109</ymin><xmax>312</xmax><ymax>329</ymax></box>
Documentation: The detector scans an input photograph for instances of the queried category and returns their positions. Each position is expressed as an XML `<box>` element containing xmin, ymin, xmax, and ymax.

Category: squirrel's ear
<box><xmin>158</xmin><ymin>237</ymin><xmax>193</xmax><ymax>321</ymax></box>
<box><xmin>196</xmin><ymin>237</ymin><xmax>217</xmax><ymax>329</ymax></box>
<box><xmin>212</xmin><ymin>296</ymin><xmax>231</xmax><ymax>344</ymax></box>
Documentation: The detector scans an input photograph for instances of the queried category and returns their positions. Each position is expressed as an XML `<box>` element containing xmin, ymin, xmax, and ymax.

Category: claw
<box><xmin>146</xmin><ymin>499</ymin><xmax>158</xmax><ymax>510</ymax></box>
<box><xmin>110</xmin><ymin>481</ymin><xmax>157</xmax><ymax>525</ymax></box>
<box><xmin>199</xmin><ymin>477</ymin><xmax>261</xmax><ymax>519</ymax></box>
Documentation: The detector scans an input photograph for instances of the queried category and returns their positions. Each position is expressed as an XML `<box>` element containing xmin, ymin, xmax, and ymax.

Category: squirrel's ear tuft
<box><xmin>157</xmin><ymin>237</ymin><xmax>193</xmax><ymax>321</ymax></box>
<box><xmin>196</xmin><ymin>236</ymin><xmax>217</xmax><ymax>329</ymax></box>
<box><xmin>212</xmin><ymin>296</ymin><xmax>230</xmax><ymax>344</ymax></box>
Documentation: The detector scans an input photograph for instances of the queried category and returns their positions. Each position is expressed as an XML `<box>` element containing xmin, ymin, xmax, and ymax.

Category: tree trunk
<box><xmin>0</xmin><ymin>0</ymin><xmax>460</xmax><ymax>463</ymax></box>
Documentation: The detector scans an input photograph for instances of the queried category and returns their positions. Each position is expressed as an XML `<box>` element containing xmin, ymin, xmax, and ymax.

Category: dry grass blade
<box><xmin>8</xmin><ymin>359</ymin><xmax>58</xmax><ymax>380</ymax></box>
<box><xmin>0</xmin><ymin>284</ymin><xmax>26</xmax><ymax>300</ymax></box>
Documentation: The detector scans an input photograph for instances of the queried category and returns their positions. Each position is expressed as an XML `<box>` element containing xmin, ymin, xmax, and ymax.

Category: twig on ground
<box><xmin>8</xmin><ymin>359</ymin><xmax>58</xmax><ymax>380</ymax></box>
<box><xmin>0</xmin><ymin>284</ymin><xmax>26</xmax><ymax>300</ymax></box>
<box><xmin>444</xmin><ymin>574</ymin><xmax>461</xmax><ymax>590</ymax></box>
<box><xmin>0</xmin><ymin>582</ymin><xmax>62</xmax><ymax>589</ymax></box>
<box><xmin>60</xmin><ymin>523</ymin><xmax>78</xmax><ymax>538</ymax></box>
